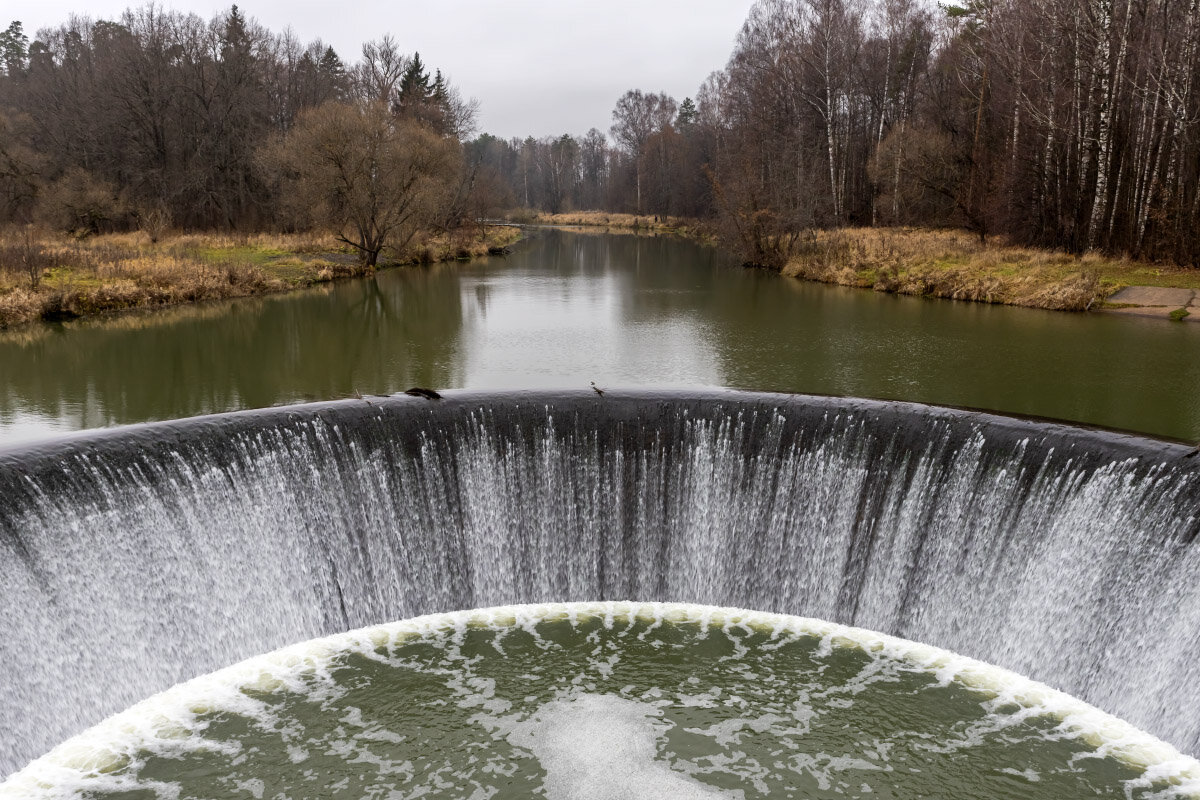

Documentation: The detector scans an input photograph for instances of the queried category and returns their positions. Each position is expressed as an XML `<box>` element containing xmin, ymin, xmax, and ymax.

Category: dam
<box><xmin>2</xmin><ymin>389</ymin><xmax>1199</xmax><ymax>784</ymax></box>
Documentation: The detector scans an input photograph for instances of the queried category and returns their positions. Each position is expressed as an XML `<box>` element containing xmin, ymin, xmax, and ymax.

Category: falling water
<box><xmin>1</xmin><ymin>389</ymin><xmax>1198</xmax><ymax>777</ymax></box>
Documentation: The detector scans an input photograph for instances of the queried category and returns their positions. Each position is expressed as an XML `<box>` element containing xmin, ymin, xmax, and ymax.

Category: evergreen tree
<box><xmin>221</xmin><ymin>5</ymin><xmax>250</xmax><ymax>59</ymax></box>
<box><xmin>397</xmin><ymin>51</ymin><xmax>431</xmax><ymax>112</ymax></box>
<box><xmin>318</xmin><ymin>46</ymin><xmax>345</xmax><ymax>90</ymax></box>
<box><xmin>0</xmin><ymin>21</ymin><xmax>28</xmax><ymax>77</ymax></box>
<box><xmin>431</xmin><ymin>69</ymin><xmax>448</xmax><ymax>105</ymax></box>
<box><xmin>676</xmin><ymin>97</ymin><xmax>697</xmax><ymax>130</ymax></box>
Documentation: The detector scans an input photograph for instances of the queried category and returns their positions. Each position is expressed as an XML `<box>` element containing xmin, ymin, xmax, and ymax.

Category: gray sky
<box><xmin>13</xmin><ymin>1</ymin><xmax>756</xmax><ymax>140</ymax></box>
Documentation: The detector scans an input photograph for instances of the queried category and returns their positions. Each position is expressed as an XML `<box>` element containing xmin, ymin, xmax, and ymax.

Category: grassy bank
<box><xmin>781</xmin><ymin>227</ymin><xmax>1200</xmax><ymax>311</ymax></box>
<box><xmin>525</xmin><ymin>215</ymin><xmax>1198</xmax><ymax>313</ymax></box>
<box><xmin>521</xmin><ymin>211</ymin><xmax>714</xmax><ymax>242</ymax></box>
<box><xmin>0</xmin><ymin>226</ymin><xmax>522</xmax><ymax>328</ymax></box>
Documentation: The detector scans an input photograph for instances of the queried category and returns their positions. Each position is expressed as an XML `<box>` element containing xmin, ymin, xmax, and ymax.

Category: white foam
<box><xmin>506</xmin><ymin>693</ymin><xmax>734</xmax><ymax>800</ymax></box>
<box><xmin>2</xmin><ymin>601</ymin><xmax>1198</xmax><ymax>799</ymax></box>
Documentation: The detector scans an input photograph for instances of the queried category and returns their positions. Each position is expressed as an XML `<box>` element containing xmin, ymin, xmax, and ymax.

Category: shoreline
<box><xmin>526</xmin><ymin>215</ymin><xmax>1199</xmax><ymax>320</ymax></box>
<box><xmin>7</xmin><ymin>218</ymin><xmax>1197</xmax><ymax>328</ymax></box>
<box><xmin>524</xmin><ymin>212</ymin><xmax>715</xmax><ymax>243</ymax></box>
<box><xmin>0</xmin><ymin>226</ymin><xmax>522</xmax><ymax>330</ymax></box>
<box><xmin>781</xmin><ymin>227</ymin><xmax>1200</xmax><ymax>318</ymax></box>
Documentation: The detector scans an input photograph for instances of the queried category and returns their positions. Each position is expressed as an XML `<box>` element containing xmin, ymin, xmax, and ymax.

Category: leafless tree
<box><xmin>267</xmin><ymin>100</ymin><xmax>460</xmax><ymax>268</ymax></box>
<box><xmin>610</xmin><ymin>89</ymin><xmax>678</xmax><ymax>213</ymax></box>
<box><xmin>353</xmin><ymin>35</ymin><xmax>406</xmax><ymax>107</ymax></box>
<box><xmin>0</xmin><ymin>111</ymin><xmax>40</xmax><ymax>222</ymax></box>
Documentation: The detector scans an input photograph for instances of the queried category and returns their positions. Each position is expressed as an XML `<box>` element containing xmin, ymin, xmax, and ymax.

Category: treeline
<box><xmin>471</xmin><ymin>0</ymin><xmax>1200</xmax><ymax>266</ymax></box>
<box><xmin>463</xmin><ymin>93</ymin><xmax>713</xmax><ymax>222</ymax></box>
<box><xmin>0</xmin><ymin>7</ymin><xmax>474</xmax><ymax>265</ymax></box>
<box><xmin>2</xmin><ymin>1</ymin><xmax>1198</xmax><ymax>269</ymax></box>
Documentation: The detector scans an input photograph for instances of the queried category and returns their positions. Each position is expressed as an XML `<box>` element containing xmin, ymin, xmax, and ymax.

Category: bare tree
<box><xmin>267</xmin><ymin>100</ymin><xmax>460</xmax><ymax>268</ymax></box>
<box><xmin>610</xmin><ymin>89</ymin><xmax>677</xmax><ymax>213</ymax></box>
<box><xmin>0</xmin><ymin>111</ymin><xmax>40</xmax><ymax>222</ymax></box>
<box><xmin>579</xmin><ymin>128</ymin><xmax>610</xmax><ymax>209</ymax></box>
<box><xmin>352</xmin><ymin>35</ymin><xmax>405</xmax><ymax>107</ymax></box>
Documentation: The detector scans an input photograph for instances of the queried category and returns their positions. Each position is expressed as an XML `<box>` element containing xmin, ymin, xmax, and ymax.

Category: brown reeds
<box><xmin>525</xmin><ymin>212</ymin><xmax>714</xmax><ymax>242</ymax></box>
<box><xmin>0</xmin><ymin>225</ymin><xmax>523</xmax><ymax>329</ymax></box>
<box><xmin>779</xmin><ymin>227</ymin><xmax>1194</xmax><ymax>311</ymax></box>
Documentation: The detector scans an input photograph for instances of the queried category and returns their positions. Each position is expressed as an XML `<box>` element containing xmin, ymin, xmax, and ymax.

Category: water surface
<box><xmin>2</xmin><ymin>228</ymin><xmax>1198</xmax><ymax>444</ymax></box>
<box><xmin>8</xmin><ymin>604</ymin><xmax>1196</xmax><ymax>799</ymax></box>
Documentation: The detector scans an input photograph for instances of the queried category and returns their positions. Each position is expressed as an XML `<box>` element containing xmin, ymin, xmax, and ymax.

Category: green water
<box><xmin>2</xmin><ymin>228</ymin><xmax>1198</xmax><ymax>445</ymax></box>
<box><xmin>43</xmin><ymin>609</ymin><xmax>1184</xmax><ymax>800</ymax></box>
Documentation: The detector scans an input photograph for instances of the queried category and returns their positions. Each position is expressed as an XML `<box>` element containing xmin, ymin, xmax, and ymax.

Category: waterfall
<box><xmin>2</xmin><ymin>389</ymin><xmax>1198</xmax><ymax>776</ymax></box>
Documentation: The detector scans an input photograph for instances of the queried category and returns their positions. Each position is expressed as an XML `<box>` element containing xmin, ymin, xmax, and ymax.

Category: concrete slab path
<box><xmin>1102</xmin><ymin>286</ymin><xmax>1197</xmax><ymax>321</ymax></box>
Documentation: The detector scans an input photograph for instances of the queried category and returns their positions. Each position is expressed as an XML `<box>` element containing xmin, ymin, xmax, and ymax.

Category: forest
<box><xmin>0</xmin><ymin>7</ymin><xmax>476</xmax><ymax>270</ymax></box>
<box><xmin>1</xmin><ymin>0</ymin><xmax>1199</xmax><ymax>270</ymax></box>
<box><xmin>476</xmin><ymin>0</ymin><xmax>1200</xmax><ymax>267</ymax></box>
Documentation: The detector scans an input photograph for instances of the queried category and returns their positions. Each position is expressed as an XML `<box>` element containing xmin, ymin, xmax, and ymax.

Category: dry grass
<box><xmin>531</xmin><ymin>211</ymin><xmax>665</xmax><ymax>228</ymax></box>
<box><xmin>779</xmin><ymin>227</ymin><xmax>1199</xmax><ymax>311</ymax></box>
<box><xmin>0</xmin><ymin>225</ymin><xmax>523</xmax><ymax>328</ymax></box>
<box><xmin>0</xmin><ymin>293</ymin><xmax>284</xmax><ymax>347</ymax></box>
<box><xmin>523</xmin><ymin>211</ymin><xmax>715</xmax><ymax>242</ymax></box>
<box><xmin>396</xmin><ymin>225</ymin><xmax>523</xmax><ymax>265</ymax></box>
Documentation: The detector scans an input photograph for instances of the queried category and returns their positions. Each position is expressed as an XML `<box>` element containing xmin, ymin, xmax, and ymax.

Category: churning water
<box><xmin>1</xmin><ymin>390</ymin><xmax>1199</xmax><ymax>790</ymax></box>
<box><xmin>4</xmin><ymin>603</ymin><xmax>1198</xmax><ymax>799</ymax></box>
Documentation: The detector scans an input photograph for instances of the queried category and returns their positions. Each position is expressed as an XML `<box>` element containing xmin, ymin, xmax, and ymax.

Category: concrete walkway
<box><xmin>1102</xmin><ymin>286</ymin><xmax>1198</xmax><ymax>322</ymax></box>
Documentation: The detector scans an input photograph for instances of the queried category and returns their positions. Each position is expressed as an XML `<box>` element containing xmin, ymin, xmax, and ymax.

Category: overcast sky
<box><xmin>12</xmin><ymin>1</ymin><xmax>756</xmax><ymax>140</ymax></box>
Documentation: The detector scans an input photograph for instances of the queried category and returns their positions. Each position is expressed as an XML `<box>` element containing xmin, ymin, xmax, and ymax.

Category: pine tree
<box><xmin>221</xmin><ymin>6</ymin><xmax>250</xmax><ymax>62</ymax></box>
<box><xmin>676</xmin><ymin>97</ymin><xmax>698</xmax><ymax>129</ymax></box>
<box><xmin>397</xmin><ymin>52</ymin><xmax>431</xmax><ymax>112</ymax></box>
<box><xmin>431</xmin><ymin>69</ymin><xmax>448</xmax><ymax>105</ymax></box>
<box><xmin>318</xmin><ymin>46</ymin><xmax>346</xmax><ymax>101</ymax></box>
<box><xmin>0</xmin><ymin>21</ymin><xmax>28</xmax><ymax>77</ymax></box>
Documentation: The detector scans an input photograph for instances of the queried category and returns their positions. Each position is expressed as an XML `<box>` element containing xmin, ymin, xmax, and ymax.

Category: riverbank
<box><xmin>0</xmin><ymin>226</ymin><xmax>522</xmax><ymax>328</ymax></box>
<box><xmin>523</xmin><ymin>215</ymin><xmax>1199</xmax><ymax>316</ymax></box>
<box><xmin>781</xmin><ymin>227</ymin><xmax>1200</xmax><ymax>313</ymax></box>
<box><xmin>521</xmin><ymin>211</ymin><xmax>714</xmax><ymax>242</ymax></box>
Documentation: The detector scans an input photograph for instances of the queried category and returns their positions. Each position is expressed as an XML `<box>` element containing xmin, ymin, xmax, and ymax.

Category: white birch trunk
<box><xmin>1010</xmin><ymin>41</ymin><xmax>1024</xmax><ymax>210</ymax></box>
<box><xmin>825</xmin><ymin>41</ymin><xmax>842</xmax><ymax>220</ymax></box>
<box><xmin>873</xmin><ymin>32</ymin><xmax>893</xmax><ymax>225</ymax></box>
<box><xmin>1086</xmin><ymin>0</ymin><xmax>1115</xmax><ymax>251</ymax></box>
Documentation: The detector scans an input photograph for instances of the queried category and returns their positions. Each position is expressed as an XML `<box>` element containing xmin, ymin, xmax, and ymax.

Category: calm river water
<box><xmin>1</xmin><ymin>227</ymin><xmax>1198</xmax><ymax>445</ymax></box>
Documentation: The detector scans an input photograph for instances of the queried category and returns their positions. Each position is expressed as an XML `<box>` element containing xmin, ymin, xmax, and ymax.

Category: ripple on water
<box><xmin>3</xmin><ymin>602</ymin><xmax>1199</xmax><ymax>800</ymax></box>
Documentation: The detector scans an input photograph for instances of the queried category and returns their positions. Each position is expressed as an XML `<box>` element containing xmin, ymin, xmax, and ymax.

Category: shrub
<box><xmin>0</xmin><ymin>225</ymin><xmax>55</xmax><ymax>288</ymax></box>
<box><xmin>35</xmin><ymin>168</ymin><xmax>132</xmax><ymax>234</ymax></box>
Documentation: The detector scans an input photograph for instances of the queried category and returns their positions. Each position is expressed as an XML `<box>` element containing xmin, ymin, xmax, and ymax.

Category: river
<box><xmin>2</xmin><ymin>227</ymin><xmax>1198</xmax><ymax>444</ymax></box>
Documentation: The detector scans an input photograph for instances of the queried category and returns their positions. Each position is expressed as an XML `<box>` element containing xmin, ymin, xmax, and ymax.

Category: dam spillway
<box><xmin>1</xmin><ymin>389</ymin><xmax>1199</xmax><ymax>776</ymax></box>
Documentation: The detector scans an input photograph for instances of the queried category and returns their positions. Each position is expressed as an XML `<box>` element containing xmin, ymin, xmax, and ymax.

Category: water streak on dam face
<box><xmin>1</xmin><ymin>389</ymin><xmax>1198</xmax><ymax>776</ymax></box>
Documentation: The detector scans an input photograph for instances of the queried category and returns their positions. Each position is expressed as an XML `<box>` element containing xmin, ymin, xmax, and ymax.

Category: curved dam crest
<box><xmin>1</xmin><ymin>389</ymin><xmax>1199</xmax><ymax>776</ymax></box>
